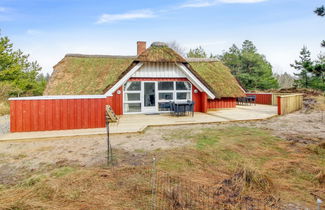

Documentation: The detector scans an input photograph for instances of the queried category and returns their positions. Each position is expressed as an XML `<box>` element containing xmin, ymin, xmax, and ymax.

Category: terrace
<box><xmin>0</xmin><ymin>104</ymin><xmax>277</xmax><ymax>141</ymax></box>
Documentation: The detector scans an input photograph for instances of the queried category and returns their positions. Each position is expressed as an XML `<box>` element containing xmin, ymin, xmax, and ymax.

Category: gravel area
<box><xmin>0</xmin><ymin>115</ymin><xmax>9</xmax><ymax>135</ymax></box>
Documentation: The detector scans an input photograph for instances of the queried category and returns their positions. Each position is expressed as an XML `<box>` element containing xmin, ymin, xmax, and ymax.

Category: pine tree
<box><xmin>219</xmin><ymin>40</ymin><xmax>278</xmax><ymax>90</ymax></box>
<box><xmin>314</xmin><ymin>5</ymin><xmax>325</xmax><ymax>47</ymax></box>
<box><xmin>0</xmin><ymin>32</ymin><xmax>44</xmax><ymax>97</ymax></box>
<box><xmin>290</xmin><ymin>46</ymin><xmax>313</xmax><ymax>88</ymax></box>
<box><xmin>187</xmin><ymin>46</ymin><xmax>207</xmax><ymax>58</ymax></box>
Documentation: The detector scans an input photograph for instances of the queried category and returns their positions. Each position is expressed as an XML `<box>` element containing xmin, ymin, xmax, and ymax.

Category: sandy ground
<box><xmin>0</xmin><ymin>110</ymin><xmax>324</xmax><ymax>185</ymax></box>
<box><xmin>0</xmin><ymin>115</ymin><xmax>9</xmax><ymax>135</ymax></box>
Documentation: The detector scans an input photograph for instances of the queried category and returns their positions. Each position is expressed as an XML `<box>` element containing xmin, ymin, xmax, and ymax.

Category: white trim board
<box><xmin>105</xmin><ymin>62</ymin><xmax>144</xmax><ymax>96</ymax></box>
<box><xmin>176</xmin><ymin>63</ymin><xmax>215</xmax><ymax>99</ymax></box>
<box><xmin>9</xmin><ymin>95</ymin><xmax>106</xmax><ymax>101</ymax></box>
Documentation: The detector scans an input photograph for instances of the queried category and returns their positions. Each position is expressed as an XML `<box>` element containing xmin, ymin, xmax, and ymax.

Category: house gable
<box><xmin>104</xmin><ymin>62</ymin><xmax>216</xmax><ymax>99</ymax></box>
<box><xmin>132</xmin><ymin>62</ymin><xmax>186</xmax><ymax>78</ymax></box>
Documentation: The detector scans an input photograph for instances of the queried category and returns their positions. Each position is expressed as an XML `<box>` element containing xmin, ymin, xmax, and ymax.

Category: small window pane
<box><xmin>158</xmin><ymin>102</ymin><xmax>171</xmax><ymax>111</ymax></box>
<box><xmin>177</xmin><ymin>92</ymin><xmax>191</xmax><ymax>100</ymax></box>
<box><xmin>125</xmin><ymin>93</ymin><xmax>140</xmax><ymax>101</ymax></box>
<box><xmin>159</xmin><ymin>93</ymin><xmax>173</xmax><ymax>100</ymax></box>
<box><xmin>124</xmin><ymin>103</ymin><xmax>141</xmax><ymax>112</ymax></box>
<box><xmin>158</xmin><ymin>82</ymin><xmax>174</xmax><ymax>90</ymax></box>
<box><xmin>176</xmin><ymin>82</ymin><xmax>191</xmax><ymax>90</ymax></box>
<box><xmin>124</xmin><ymin>81</ymin><xmax>141</xmax><ymax>91</ymax></box>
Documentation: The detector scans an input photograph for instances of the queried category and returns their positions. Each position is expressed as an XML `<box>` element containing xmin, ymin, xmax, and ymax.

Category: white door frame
<box><xmin>142</xmin><ymin>81</ymin><xmax>157</xmax><ymax>113</ymax></box>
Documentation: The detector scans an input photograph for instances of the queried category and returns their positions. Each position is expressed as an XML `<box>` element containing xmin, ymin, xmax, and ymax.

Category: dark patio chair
<box><xmin>169</xmin><ymin>101</ymin><xmax>175</xmax><ymax>115</ymax></box>
<box><xmin>186</xmin><ymin>100</ymin><xmax>195</xmax><ymax>117</ymax></box>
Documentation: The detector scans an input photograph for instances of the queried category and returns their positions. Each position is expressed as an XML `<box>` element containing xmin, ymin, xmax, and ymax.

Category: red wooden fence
<box><xmin>10</xmin><ymin>96</ymin><xmax>108</xmax><ymax>132</ymax></box>
<box><xmin>208</xmin><ymin>98</ymin><xmax>236</xmax><ymax>109</ymax></box>
<box><xmin>246</xmin><ymin>93</ymin><xmax>272</xmax><ymax>105</ymax></box>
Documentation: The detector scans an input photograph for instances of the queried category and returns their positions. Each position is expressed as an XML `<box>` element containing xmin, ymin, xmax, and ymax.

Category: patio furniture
<box><xmin>169</xmin><ymin>101</ymin><xmax>175</xmax><ymax>115</ymax></box>
<box><xmin>186</xmin><ymin>100</ymin><xmax>195</xmax><ymax>116</ymax></box>
<box><xmin>247</xmin><ymin>96</ymin><xmax>256</xmax><ymax>105</ymax></box>
<box><xmin>237</xmin><ymin>96</ymin><xmax>256</xmax><ymax>106</ymax></box>
<box><xmin>172</xmin><ymin>101</ymin><xmax>194</xmax><ymax>116</ymax></box>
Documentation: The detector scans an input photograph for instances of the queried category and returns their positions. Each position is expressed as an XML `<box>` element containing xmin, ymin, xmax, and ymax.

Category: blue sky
<box><xmin>0</xmin><ymin>0</ymin><xmax>324</xmax><ymax>75</ymax></box>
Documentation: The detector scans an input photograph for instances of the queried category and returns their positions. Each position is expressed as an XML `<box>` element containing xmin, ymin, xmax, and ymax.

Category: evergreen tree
<box><xmin>0</xmin><ymin>32</ymin><xmax>45</xmax><ymax>97</ymax></box>
<box><xmin>187</xmin><ymin>46</ymin><xmax>207</xmax><ymax>58</ymax></box>
<box><xmin>290</xmin><ymin>46</ymin><xmax>313</xmax><ymax>88</ymax></box>
<box><xmin>219</xmin><ymin>40</ymin><xmax>278</xmax><ymax>90</ymax></box>
<box><xmin>314</xmin><ymin>5</ymin><xmax>325</xmax><ymax>47</ymax></box>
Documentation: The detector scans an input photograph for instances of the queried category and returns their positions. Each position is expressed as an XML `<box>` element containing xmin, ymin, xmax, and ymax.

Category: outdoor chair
<box><xmin>169</xmin><ymin>101</ymin><xmax>175</xmax><ymax>115</ymax></box>
<box><xmin>186</xmin><ymin>100</ymin><xmax>195</xmax><ymax>117</ymax></box>
<box><xmin>247</xmin><ymin>96</ymin><xmax>256</xmax><ymax>105</ymax></box>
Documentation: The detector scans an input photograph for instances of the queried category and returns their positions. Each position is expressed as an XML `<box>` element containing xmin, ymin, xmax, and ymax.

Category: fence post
<box><xmin>151</xmin><ymin>157</ymin><xmax>157</xmax><ymax>210</ymax></box>
<box><xmin>105</xmin><ymin>114</ymin><xmax>112</xmax><ymax>166</ymax></box>
<box><xmin>317</xmin><ymin>198</ymin><xmax>323</xmax><ymax>210</ymax></box>
<box><xmin>277</xmin><ymin>96</ymin><xmax>282</xmax><ymax>115</ymax></box>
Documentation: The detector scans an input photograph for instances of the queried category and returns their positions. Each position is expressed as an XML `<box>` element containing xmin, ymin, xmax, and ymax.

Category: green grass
<box><xmin>50</xmin><ymin>166</ymin><xmax>75</xmax><ymax>178</ymax></box>
<box><xmin>0</xmin><ymin>126</ymin><xmax>323</xmax><ymax>209</ymax></box>
<box><xmin>156</xmin><ymin>126</ymin><xmax>324</xmax><ymax>206</ymax></box>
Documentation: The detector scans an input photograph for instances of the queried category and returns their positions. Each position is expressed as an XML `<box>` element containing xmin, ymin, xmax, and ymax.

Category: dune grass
<box><xmin>0</xmin><ymin>126</ymin><xmax>323</xmax><ymax>209</ymax></box>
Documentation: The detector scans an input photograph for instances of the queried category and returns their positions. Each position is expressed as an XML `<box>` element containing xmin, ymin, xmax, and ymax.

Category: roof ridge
<box><xmin>65</xmin><ymin>54</ymin><xmax>137</xmax><ymax>59</ymax></box>
<box><xmin>186</xmin><ymin>58</ymin><xmax>219</xmax><ymax>62</ymax></box>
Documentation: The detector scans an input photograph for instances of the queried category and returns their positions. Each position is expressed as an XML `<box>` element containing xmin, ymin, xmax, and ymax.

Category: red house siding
<box><xmin>106</xmin><ymin>87</ymin><xmax>123</xmax><ymax>115</ymax></box>
<box><xmin>9</xmin><ymin>79</ymin><xmax>238</xmax><ymax>132</ymax></box>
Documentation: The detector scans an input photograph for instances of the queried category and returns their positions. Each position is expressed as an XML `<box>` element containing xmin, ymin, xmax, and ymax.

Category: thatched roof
<box><xmin>44</xmin><ymin>55</ymin><xmax>134</xmax><ymax>95</ymax></box>
<box><xmin>135</xmin><ymin>42</ymin><xmax>187</xmax><ymax>63</ymax></box>
<box><xmin>189</xmin><ymin>61</ymin><xmax>246</xmax><ymax>98</ymax></box>
<box><xmin>45</xmin><ymin>44</ymin><xmax>245</xmax><ymax>98</ymax></box>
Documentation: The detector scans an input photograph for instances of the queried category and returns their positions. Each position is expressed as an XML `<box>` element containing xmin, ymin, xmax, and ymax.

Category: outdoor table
<box><xmin>173</xmin><ymin>101</ymin><xmax>194</xmax><ymax>116</ymax></box>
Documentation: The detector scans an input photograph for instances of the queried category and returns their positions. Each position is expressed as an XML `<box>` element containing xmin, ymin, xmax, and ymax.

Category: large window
<box><xmin>123</xmin><ymin>81</ymin><xmax>192</xmax><ymax>113</ymax></box>
<box><xmin>124</xmin><ymin>81</ymin><xmax>141</xmax><ymax>113</ymax></box>
<box><xmin>157</xmin><ymin>81</ymin><xmax>192</xmax><ymax>111</ymax></box>
<box><xmin>175</xmin><ymin>81</ymin><xmax>191</xmax><ymax>100</ymax></box>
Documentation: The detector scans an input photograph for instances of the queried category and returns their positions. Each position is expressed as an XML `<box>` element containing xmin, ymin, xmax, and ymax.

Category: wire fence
<box><xmin>150</xmin><ymin>170</ymin><xmax>278</xmax><ymax>210</ymax></box>
<box><xmin>108</xmin><ymin>161</ymin><xmax>323</xmax><ymax>210</ymax></box>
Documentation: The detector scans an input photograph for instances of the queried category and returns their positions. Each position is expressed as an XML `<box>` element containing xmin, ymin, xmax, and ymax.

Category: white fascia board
<box><xmin>9</xmin><ymin>95</ymin><xmax>106</xmax><ymax>101</ymax></box>
<box><xmin>104</xmin><ymin>62</ymin><xmax>144</xmax><ymax>96</ymax></box>
<box><xmin>176</xmin><ymin>63</ymin><xmax>215</xmax><ymax>99</ymax></box>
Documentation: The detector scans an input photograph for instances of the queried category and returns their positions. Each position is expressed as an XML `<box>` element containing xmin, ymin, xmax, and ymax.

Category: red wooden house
<box><xmin>9</xmin><ymin>41</ymin><xmax>246</xmax><ymax>132</ymax></box>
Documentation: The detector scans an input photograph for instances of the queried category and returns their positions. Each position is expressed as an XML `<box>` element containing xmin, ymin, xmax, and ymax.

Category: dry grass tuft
<box><xmin>0</xmin><ymin>100</ymin><xmax>9</xmax><ymax>116</ymax></box>
<box><xmin>234</xmin><ymin>164</ymin><xmax>274</xmax><ymax>192</ymax></box>
<box><xmin>315</xmin><ymin>169</ymin><xmax>325</xmax><ymax>184</ymax></box>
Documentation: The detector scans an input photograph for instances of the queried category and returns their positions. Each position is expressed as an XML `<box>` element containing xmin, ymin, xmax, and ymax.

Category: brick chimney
<box><xmin>137</xmin><ymin>41</ymin><xmax>146</xmax><ymax>56</ymax></box>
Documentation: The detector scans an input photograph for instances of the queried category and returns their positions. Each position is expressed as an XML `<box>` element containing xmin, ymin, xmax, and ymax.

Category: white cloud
<box><xmin>0</xmin><ymin>7</ymin><xmax>7</xmax><ymax>12</ymax></box>
<box><xmin>96</xmin><ymin>9</ymin><xmax>154</xmax><ymax>24</ymax></box>
<box><xmin>180</xmin><ymin>0</ymin><xmax>267</xmax><ymax>8</ymax></box>
<box><xmin>180</xmin><ymin>1</ymin><xmax>218</xmax><ymax>8</ymax></box>
<box><xmin>26</xmin><ymin>29</ymin><xmax>42</xmax><ymax>35</ymax></box>
<box><xmin>220</xmin><ymin>0</ymin><xmax>267</xmax><ymax>3</ymax></box>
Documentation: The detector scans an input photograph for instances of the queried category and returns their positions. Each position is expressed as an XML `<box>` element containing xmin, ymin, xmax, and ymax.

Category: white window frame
<box><xmin>123</xmin><ymin>81</ymin><xmax>142</xmax><ymax>113</ymax></box>
<box><xmin>175</xmin><ymin>81</ymin><xmax>192</xmax><ymax>101</ymax></box>
<box><xmin>123</xmin><ymin>81</ymin><xmax>193</xmax><ymax>114</ymax></box>
<box><xmin>157</xmin><ymin>81</ymin><xmax>192</xmax><ymax>112</ymax></box>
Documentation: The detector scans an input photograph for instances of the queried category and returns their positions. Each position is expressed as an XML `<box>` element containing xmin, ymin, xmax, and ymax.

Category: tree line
<box><xmin>1</xmin><ymin>4</ymin><xmax>324</xmax><ymax>100</ymax></box>
<box><xmin>173</xmin><ymin>5</ymin><xmax>325</xmax><ymax>92</ymax></box>
<box><xmin>0</xmin><ymin>33</ymin><xmax>48</xmax><ymax>100</ymax></box>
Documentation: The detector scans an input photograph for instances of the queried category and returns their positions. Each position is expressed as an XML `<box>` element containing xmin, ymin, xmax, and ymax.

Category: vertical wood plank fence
<box><xmin>277</xmin><ymin>94</ymin><xmax>303</xmax><ymax>115</ymax></box>
<box><xmin>271</xmin><ymin>93</ymin><xmax>294</xmax><ymax>105</ymax></box>
<box><xmin>246</xmin><ymin>93</ymin><xmax>272</xmax><ymax>105</ymax></box>
<box><xmin>10</xmin><ymin>96</ymin><xmax>108</xmax><ymax>132</ymax></box>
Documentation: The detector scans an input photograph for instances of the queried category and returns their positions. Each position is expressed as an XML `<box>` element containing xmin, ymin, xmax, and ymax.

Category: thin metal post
<box><xmin>106</xmin><ymin>115</ymin><xmax>112</xmax><ymax>166</ymax></box>
<box><xmin>151</xmin><ymin>157</ymin><xmax>157</xmax><ymax>210</ymax></box>
<box><xmin>317</xmin><ymin>198</ymin><xmax>323</xmax><ymax>210</ymax></box>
